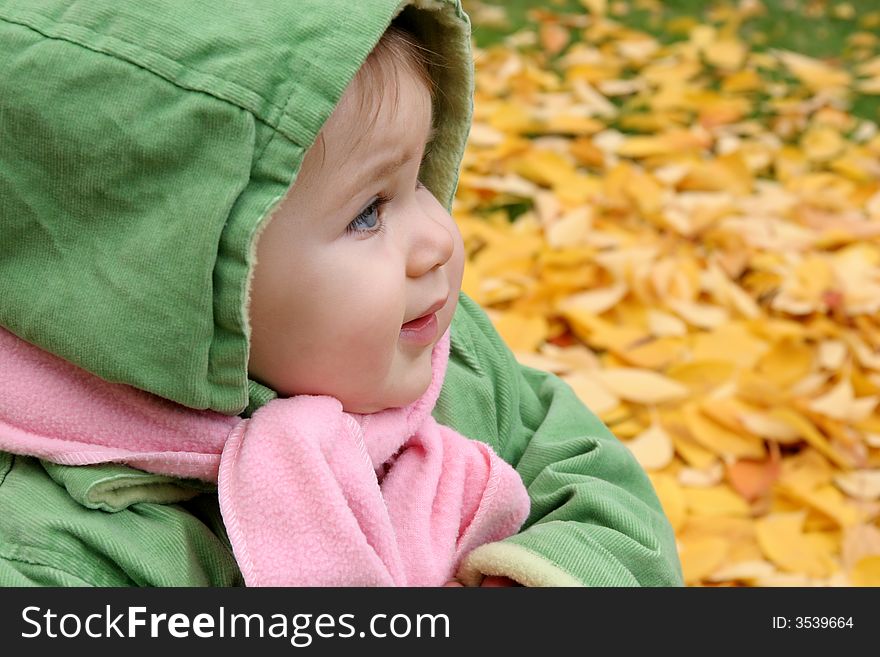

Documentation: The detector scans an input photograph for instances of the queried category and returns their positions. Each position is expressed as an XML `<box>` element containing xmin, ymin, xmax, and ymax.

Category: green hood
<box><xmin>0</xmin><ymin>0</ymin><xmax>473</xmax><ymax>414</ymax></box>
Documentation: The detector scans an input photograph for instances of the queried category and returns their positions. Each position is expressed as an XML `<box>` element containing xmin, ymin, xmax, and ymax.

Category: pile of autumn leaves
<box><xmin>454</xmin><ymin>2</ymin><xmax>880</xmax><ymax>585</ymax></box>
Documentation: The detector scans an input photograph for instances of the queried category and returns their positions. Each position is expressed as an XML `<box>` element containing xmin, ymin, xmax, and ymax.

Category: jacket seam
<box><xmin>0</xmin><ymin>545</ymin><xmax>98</xmax><ymax>586</ymax></box>
<box><xmin>0</xmin><ymin>452</ymin><xmax>12</xmax><ymax>488</ymax></box>
<box><xmin>512</xmin><ymin>526</ymin><xmax>642</xmax><ymax>586</ymax></box>
<box><xmin>0</xmin><ymin>12</ymin><xmax>303</xmax><ymax>147</ymax></box>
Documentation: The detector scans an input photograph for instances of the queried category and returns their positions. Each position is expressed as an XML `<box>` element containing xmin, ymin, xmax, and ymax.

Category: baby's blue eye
<box><xmin>350</xmin><ymin>202</ymin><xmax>379</xmax><ymax>231</ymax></box>
<box><xmin>345</xmin><ymin>194</ymin><xmax>390</xmax><ymax>236</ymax></box>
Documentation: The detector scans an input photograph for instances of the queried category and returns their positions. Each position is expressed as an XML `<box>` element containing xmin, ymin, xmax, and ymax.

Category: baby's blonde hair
<box><xmin>359</xmin><ymin>23</ymin><xmax>437</xmax><ymax>106</ymax></box>
<box><xmin>314</xmin><ymin>23</ymin><xmax>439</xmax><ymax>164</ymax></box>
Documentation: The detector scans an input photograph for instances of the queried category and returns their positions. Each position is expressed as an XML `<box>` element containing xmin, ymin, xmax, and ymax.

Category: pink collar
<box><xmin>0</xmin><ymin>326</ymin><xmax>529</xmax><ymax>585</ymax></box>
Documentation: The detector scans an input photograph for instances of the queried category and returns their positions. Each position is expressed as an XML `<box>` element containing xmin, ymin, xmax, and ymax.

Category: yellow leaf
<box><xmin>771</xmin><ymin>408</ymin><xmax>854</xmax><ymax>469</ymax></box>
<box><xmin>562</xmin><ymin>312</ymin><xmax>647</xmax><ymax>353</ymax></box>
<box><xmin>801</xmin><ymin>125</ymin><xmax>846</xmax><ymax>162</ymax></box>
<box><xmin>569</xmin><ymin>136</ymin><xmax>606</xmax><ymax>168</ymax></box>
<box><xmin>540</xmin><ymin>112</ymin><xmax>605</xmax><ymax>136</ymax></box>
<box><xmin>619</xmin><ymin>336</ymin><xmax>686</xmax><ymax>370</ymax></box>
<box><xmin>809</xmin><ymin>377</ymin><xmax>878</xmax><ymax>423</ymax></box>
<box><xmin>488</xmin><ymin>102</ymin><xmax>540</xmax><ymax>134</ymax></box>
<box><xmin>561</xmin><ymin>372</ymin><xmax>619</xmax><ymax>415</ymax></box>
<box><xmin>539</xmin><ymin>22</ymin><xmax>570</xmax><ymax>57</ymax></box>
<box><xmin>511</xmin><ymin>150</ymin><xmax>577</xmax><ymax>187</ymax></box>
<box><xmin>727</xmin><ymin>445</ymin><xmax>782</xmax><ymax>503</ymax></box>
<box><xmin>677</xmin><ymin>461</ymin><xmax>724</xmax><ymax>488</ymax></box>
<box><xmin>624</xmin><ymin>423</ymin><xmax>675</xmax><ymax>471</ymax></box>
<box><xmin>833</xmin><ymin>470</ymin><xmax>880</xmax><ymax>501</ymax></box>
<box><xmin>737</xmin><ymin>370</ymin><xmax>791</xmax><ymax>407</ymax></box>
<box><xmin>491</xmin><ymin>312</ymin><xmax>548</xmax><ymax>352</ymax></box>
<box><xmin>668</xmin><ymin>299</ymin><xmax>730</xmax><ymax>329</ymax></box>
<box><xmin>558</xmin><ymin>283</ymin><xmax>628</xmax><ymax>316</ymax></box>
<box><xmin>777</xmin><ymin>481</ymin><xmax>863</xmax><ymax>529</ymax></box>
<box><xmin>595</xmin><ymin>368</ymin><xmax>691</xmax><ymax>405</ymax></box>
<box><xmin>545</xmin><ymin>207</ymin><xmax>593</xmax><ymax>249</ymax></box>
<box><xmin>755</xmin><ymin>512</ymin><xmax>837</xmax><ymax>577</ymax></box>
<box><xmin>667</xmin><ymin>360</ymin><xmax>736</xmax><ymax>395</ymax></box>
<box><xmin>691</xmin><ymin>323</ymin><xmax>769</xmax><ymax>368</ymax></box>
<box><xmin>721</xmin><ymin>69</ymin><xmax>763</xmax><ymax>93</ymax></box>
<box><xmin>540</xmin><ymin>343</ymin><xmax>601</xmax><ymax>371</ymax></box>
<box><xmin>684</xmin><ymin>485</ymin><xmax>751</xmax><ymax>517</ymax></box>
<box><xmin>818</xmin><ymin>340</ymin><xmax>848</xmax><ymax>370</ymax></box>
<box><xmin>738</xmin><ymin>411</ymin><xmax>802</xmax><ymax>444</ymax></box>
<box><xmin>678</xmin><ymin>535</ymin><xmax>729</xmax><ymax>585</ymax></box>
<box><xmin>648</xmin><ymin>473</ymin><xmax>687</xmax><ymax>533</ymax></box>
<box><xmin>842</xmin><ymin>524</ymin><xmax>880</xmax><ymax>571</ymax></box>
<box><xmin>578</xmin><ymin>0</ymin><xmax>606</xmax><ymax>16</ymax></box>
<box><xmin>755</xmin><ymin>338</ymin><xmax>814</xmax><ymax>388</ymax></box>
<box><xmin>850</xmin><ymin>556</ymin><xmax>880</xmax><ymax>586</ymax></box>
<box><xmin>670</xmin><ymin>431</ymin><xmax>719</xmax><ymax>470</ymax></box>
<box><xmin>775</xmin><ymin>49</ymin><xmax>852</xmax><ymax>93</ymax></box>
<box><xmin>513</xmin><ymin>351</ymin><xmax>570</xmax><ymax>374</ymax></box>
<box><xmin>615</xmin><ymin>130</ymin><xmax>709</xmax><ymax>158</ymax></box>
<box><xmin>681</xmin><ymin>515</ymin><xmax>755</xmax><ymax>543</ymax></box>
<box><xmin>704</xmin><ymin>39</ymin><xmax>747</xmax><ymax>70</ymax></box>
<box><xmin>705</xmin><ymin>263</ymin><xmax>762</xmax><ymax>319</ymax></box>
<box><xmin>683</xmin><ymin>403</ymin><xmax>767</xmax><ymax>460</ymax></box>
<box><xmin>647</xmin><ymin>310</ymin><xmax>688</xmax><ymax>337</ymax></box>
<box><xmin>708</xmin><ymin>560</ymin><xmax>777</xmax><ymax>584</ymax></box>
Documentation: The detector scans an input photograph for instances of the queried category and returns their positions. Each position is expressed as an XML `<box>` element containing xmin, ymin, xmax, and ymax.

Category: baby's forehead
<box><xmin>303</xmin><ymin>65</ymin><xmax>434</xmax><ymax>177</ymax></box>
<box><xmin>335</xmin><ymin>63</ymin><xmax>432</xmax><ymax>142</ymax></box>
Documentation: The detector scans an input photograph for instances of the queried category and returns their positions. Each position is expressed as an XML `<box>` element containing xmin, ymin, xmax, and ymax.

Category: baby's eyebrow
<box><xmin>354</xmin><ymin>125</ymin><xmax>437</xmax><ymax>192</ymax></box>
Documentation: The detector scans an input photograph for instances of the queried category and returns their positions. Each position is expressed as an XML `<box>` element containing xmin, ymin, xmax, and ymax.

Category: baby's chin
<box><xmin>340</xmin><ymin>386</ymin><xmax>426</xmax><ymax>414</ymax></box>
<box><xmin>341</xmin><ymin>372</ymin><xmax>434</xmax><ymax>415</ymax></box>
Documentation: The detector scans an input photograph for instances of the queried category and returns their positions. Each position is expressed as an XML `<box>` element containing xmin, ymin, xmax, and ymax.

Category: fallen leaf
<box><xmin>833</xmin><ymin>469</ymin><xmax>880</xmax><ymax>501</ymax></box>
<box><xmin>562</xmin><ymin>371</ymin><xmax>619</xmax><ymax>414</ymax></box>
<box><xmin>678</xmin><ymin>461</ymin><xmax>724</xmax><ymax>488</ymax></box>
<box><xmin>775</xmin><ymin>49</ymin><xmax>852</xmax><ymax>93</ymax></box>
<box><xmin>684</xmin><ymin>485</ymin><xmax>752</xmax><ymax>517</ymax></box>
<box><xmin>648</xmin><ymin>473</ymin><xmax>687</xmax><ymax>532</ymax></box>
<box><xmin>595</xmin><ymin>367</ymin><xmax>691</xmax><ymax>404</ymax></box>
<box><xmin>491</xmin><ymin>312</ymin><xmax>549</xmax><ymax>352</ymax></box>
<box><xmin>755</xmin><ymin>512</ymin><xmax>837</xmax><ymax>577</ymax></box>
<box><xmin>624</xmin><ymin>423</ymin><xmax>675</xmax><ymax>471</ymax></box>
<box><xmin>678</xmin><ymin>535</ymin><xmax>729</xmax><ymax>585</ymax></box>
<box><xmin>849</xmin><ymin>556</ymin><xmax>880</xmax><ymax>586</ymax></box>
<box><xmin>809</xmin><ymin>377</ymin><xmax>878</xmax><ymax>423</ymax></box>
<box><xmin>726</xmin><ymin>442</ymin><xmax>782</xmax><ymax>502</ymax></box>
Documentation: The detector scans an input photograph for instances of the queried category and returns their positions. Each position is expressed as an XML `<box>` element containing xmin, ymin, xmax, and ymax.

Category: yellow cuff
<box><xmin>457</xmin><ymin>541</ymin><xmax>584</xmax><ymax>587</ymax></box>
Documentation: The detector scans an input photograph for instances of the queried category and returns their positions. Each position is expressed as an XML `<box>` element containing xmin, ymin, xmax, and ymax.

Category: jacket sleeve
<box><xmin>448</xmin><ymin>293</ymin><xmax>684</xmax><ymax>587</ymax></box>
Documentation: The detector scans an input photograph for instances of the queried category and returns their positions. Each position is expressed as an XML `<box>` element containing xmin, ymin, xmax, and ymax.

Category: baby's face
<box><xmin>247</xmin><ymin>66</ymin><xmax>464</xmax><ymax>413</ymax></box>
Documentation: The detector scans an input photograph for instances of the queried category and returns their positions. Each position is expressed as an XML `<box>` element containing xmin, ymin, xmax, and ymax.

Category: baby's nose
<box><xmin>406</xmin><ymin>195</ymin><xmax>455</xmax><ymax>278</ymax></box>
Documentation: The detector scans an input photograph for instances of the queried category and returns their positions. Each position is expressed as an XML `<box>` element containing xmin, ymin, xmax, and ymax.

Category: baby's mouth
<box><xmin>402</xmin><ymin>296</ymin><xmax>448</xmax><ymax>328</ymax></box>
<box><xmin>399</xmin><ymin>299</ymin><xmax>444</xmax><ymax>347</ymax></box>
<box><xmin>401</xmin><ymin>314</ymin><xmax>435</xmax><ymax>330</ymax></box>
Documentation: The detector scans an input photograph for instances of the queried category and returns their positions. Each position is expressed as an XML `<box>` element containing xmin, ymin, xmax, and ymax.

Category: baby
<box><xmin>0</xmin><ymin>0</ymin><xmax>683</xmax><ymax>587</ymax></box>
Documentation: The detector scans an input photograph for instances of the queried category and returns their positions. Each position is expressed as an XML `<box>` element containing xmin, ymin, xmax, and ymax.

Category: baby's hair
<box><xmin>359</xmin><ymin>23</ymin><xmax>438</xmax><ymax>110</ymax></box>
<box><xmin>315</xmin><ymin>22</ymin><xmax>439</xmax><ymax>167</ymax></box>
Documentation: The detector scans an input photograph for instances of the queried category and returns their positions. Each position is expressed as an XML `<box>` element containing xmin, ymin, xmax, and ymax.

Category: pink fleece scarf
<box><xmin>0</xmin><ymin>325</ymin><xmax>529</xmax><ymax>586</ymax></box>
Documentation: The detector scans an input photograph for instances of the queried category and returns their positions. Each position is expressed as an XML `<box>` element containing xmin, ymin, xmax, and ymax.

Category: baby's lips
<box><xmin>403</xmin><ymin>294</ymin><xmax>449</xmax><ymax>325</ymax></box>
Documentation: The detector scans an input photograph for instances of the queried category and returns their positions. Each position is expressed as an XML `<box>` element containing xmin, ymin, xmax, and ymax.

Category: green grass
<box><xmin>464</xmin><ymin>0</ymin><xmax>880</xmax><ymax>121</ymax></box>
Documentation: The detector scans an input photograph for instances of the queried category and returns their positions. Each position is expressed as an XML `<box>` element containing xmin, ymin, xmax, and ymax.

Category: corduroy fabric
<box><xmin>0</xmin><ymin>0</ymin><xmax>684</xmax><ymax>587</ymax></box>
<box><xmin>0</xmin><ymin>294</ymin><xmax>684</xmax><ymax>586</ymax></box>
<box><xmin>0</xmin><ymin>0</ymin><xmax>472</xmax><ymax>414</ymax></box>
<box><xmin>0</xmin><ymin>452</ymin><xmax>241</xmax><ymax>586</ymax></box>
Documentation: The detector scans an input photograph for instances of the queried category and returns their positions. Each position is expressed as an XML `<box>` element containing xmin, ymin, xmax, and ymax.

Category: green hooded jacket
<box><xmin>0</xmin><ymin>0</ymin><xmax>683</xmax><ymax>586</ymax></box>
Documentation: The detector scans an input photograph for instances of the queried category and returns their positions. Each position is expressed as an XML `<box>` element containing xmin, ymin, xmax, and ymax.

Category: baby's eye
<box><xmin>345</xmin><ymin>195</ymin><xmax>390</xmax><ymax>236</ymax></box>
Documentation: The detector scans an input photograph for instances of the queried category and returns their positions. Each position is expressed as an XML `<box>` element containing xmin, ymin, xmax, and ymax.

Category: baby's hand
<box><xmin>443</xmin><ymin>580</ymin><xmax>464</xmax><ymax>587</ymax></box>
